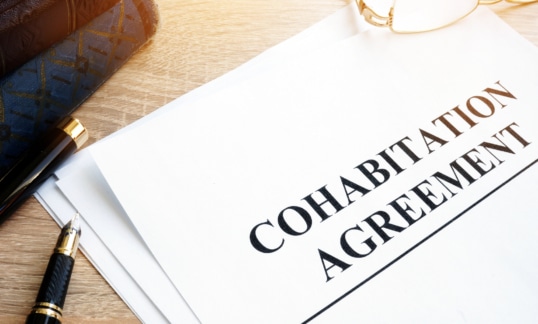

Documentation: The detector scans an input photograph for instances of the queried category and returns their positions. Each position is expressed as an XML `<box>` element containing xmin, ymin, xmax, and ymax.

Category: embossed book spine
<box><xmin>0</xmin><ymin>0</ymin><xmax>120</xmax><ymax>77</ymax></box>
<box><xmin>0</xmin><ymin>0</ymin><xmax>159</xmax><ymax>175</ymax></box>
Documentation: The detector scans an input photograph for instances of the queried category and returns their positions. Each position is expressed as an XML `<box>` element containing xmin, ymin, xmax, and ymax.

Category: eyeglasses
<box><xmin>356</xmin><ymin>0</ymin><xmax>538</xmax><ymax>33</ymax></box>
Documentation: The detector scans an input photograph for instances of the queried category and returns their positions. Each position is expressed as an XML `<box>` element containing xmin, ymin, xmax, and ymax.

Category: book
<box><xmin>0</xmin><ymin>0</ymin><xmax>159</xmax><ymax>176</ymax></box>
<box><xmin>0</xmin><ymin>0</ymin><xmax>119</xmax><ymax>77</ymax></box>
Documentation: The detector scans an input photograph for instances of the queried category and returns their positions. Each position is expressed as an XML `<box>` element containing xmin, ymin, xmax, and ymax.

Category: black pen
<box><xmin>26</xmin><ymin>213</ymin><xmax>82</xmax><ymax>324</ymax></box>
<box><xmin>0</xmin><ymin>116</ymin><xmax>88</xmax><ymax>224</ymax></box>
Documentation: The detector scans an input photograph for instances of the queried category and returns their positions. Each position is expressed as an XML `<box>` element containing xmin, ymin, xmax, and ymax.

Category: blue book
<box><xmin>0</xmin><ymin>0</ymin><xmax>119</xmax><ymax>77</ymax></box>
<box><xmin>0</xmin><ymin>0</ymin><xmax>159</xmax><ymax>175</ymax></box>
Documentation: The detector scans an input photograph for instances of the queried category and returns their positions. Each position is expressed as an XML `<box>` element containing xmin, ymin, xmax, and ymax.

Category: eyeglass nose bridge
<box><xmin>356</xmin><ymin>0</ymin><xmax>393</xmax><ymax>28</ymax></box>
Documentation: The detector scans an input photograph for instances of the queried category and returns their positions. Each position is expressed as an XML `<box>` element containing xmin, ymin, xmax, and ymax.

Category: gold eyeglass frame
<box><xmin>356</xmin><ymin>0</ymin><xmax>538</xmax><ymax>33</ymax></box>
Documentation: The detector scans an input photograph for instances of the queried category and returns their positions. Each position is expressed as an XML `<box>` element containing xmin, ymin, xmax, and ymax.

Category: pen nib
<box><xmin>66</xmin><ymin>212</ymin><xmax>81</xmax><ymax>235</ymax></box>
<box><xmin>56</xmin><ymin>213</ymin><xmax>82</xmax><ymax>257</ymax></box>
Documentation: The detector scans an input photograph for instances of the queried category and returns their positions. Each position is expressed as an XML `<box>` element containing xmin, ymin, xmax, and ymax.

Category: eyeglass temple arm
<box><xmin>355</xmin><ymin>0</ymin><xmax>392</xmax><ymax>28</ymax></box>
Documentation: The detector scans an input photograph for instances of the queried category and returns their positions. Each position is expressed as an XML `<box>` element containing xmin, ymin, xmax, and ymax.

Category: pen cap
<box><xmin>57</xmin><ymin>117</ymin><xmax>89</xmax><ymax>149</ymax></box>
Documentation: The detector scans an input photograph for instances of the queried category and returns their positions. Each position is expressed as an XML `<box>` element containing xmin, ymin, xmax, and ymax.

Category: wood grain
<box><xmin>0</xmin><ymin>1</ymin><xmax>536</xmax><ymax>323</ymax></box>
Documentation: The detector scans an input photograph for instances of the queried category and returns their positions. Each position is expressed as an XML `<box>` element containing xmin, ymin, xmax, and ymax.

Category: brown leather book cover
<box><xmin>0</xmin><ymin>0</ymin><xmax>119</xmax><ymax>77</ymax></box>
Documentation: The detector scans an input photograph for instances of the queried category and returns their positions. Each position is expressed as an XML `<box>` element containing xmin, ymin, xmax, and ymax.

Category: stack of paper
<box><xmin>37</xmin><ymin>4</ymin><xmax>538</xmax><ymax>323</ymax></box>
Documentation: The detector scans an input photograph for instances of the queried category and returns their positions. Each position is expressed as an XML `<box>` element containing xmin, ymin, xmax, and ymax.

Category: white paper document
<box><xmin>88</xmin><ymin>8</ymin><xmax>538</xmax><ymax>324</ymax></box>
<box><xmin>36</xmin><ymin>4</ymin><xmax>366</xmax><ymax>323</ymax></box>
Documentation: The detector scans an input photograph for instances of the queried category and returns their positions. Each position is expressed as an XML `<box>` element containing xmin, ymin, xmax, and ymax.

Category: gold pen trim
<box><xmin>32</xmin><ymin>301</ymin><xmax>63</xmax><ymax>313</ymax></box>
<box><xmin>30</xmin><ymin>301</ymin><xmax>63</xmax><ymax>321</ymax></box>
<box><xmin>57</xmin><ymin>116</ymin><xmax>89</xmax><ymax>149</ymax></box>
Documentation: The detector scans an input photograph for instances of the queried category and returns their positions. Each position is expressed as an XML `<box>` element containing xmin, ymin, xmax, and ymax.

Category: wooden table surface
<box><xmin>0</xmin><ymin>1</ymin><xmax>536</xmax><ymax>323</ymax></box>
